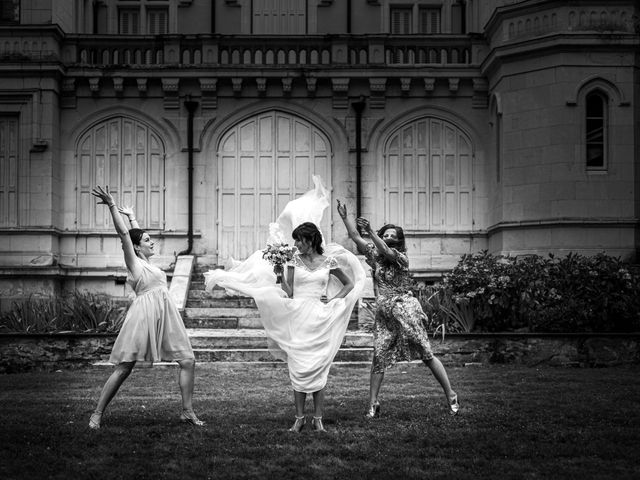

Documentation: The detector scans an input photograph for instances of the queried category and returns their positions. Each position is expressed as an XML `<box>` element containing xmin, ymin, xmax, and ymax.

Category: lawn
<box><xmin>0</xmin><ymin>363</ymin><xmax>639</xmax><ymax>480</ymax></box>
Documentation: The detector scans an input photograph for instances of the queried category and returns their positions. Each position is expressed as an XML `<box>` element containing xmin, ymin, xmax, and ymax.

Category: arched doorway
<box><xmin>217</xmin><ymin>111</ymin><xmax>331</xmax><ymax>259</ymax></box>
<box><xmin>384</xmin><ymin>117</ymin><xmax>473</xmax><ymax>231</ymax></box>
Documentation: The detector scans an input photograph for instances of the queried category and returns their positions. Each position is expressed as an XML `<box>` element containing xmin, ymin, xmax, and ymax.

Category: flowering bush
<box><xmin>415</xmin><ymin>251</ymin><xmax>640</xmax><ymax>333</ymax></box>
<box><xmin>435</xmin><ymin>251</ymin><xmax>640</xmax><ymax>333</ymax></box>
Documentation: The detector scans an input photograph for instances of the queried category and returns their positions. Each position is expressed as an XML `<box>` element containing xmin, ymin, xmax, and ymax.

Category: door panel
<box><xmin>385</xmin><ymin>118</ymin><xmax>472</xmax><ymax>231</ymax></box>
<box><xmin>218</xmin><ymin>111</ymin><xmax>331</xmax><ymax>259</ymax></box>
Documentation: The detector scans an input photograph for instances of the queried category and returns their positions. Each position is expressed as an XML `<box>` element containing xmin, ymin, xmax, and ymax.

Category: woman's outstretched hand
<box><xmin>356</xmin><ymin>217</ymin><xmax>372</xmax><ymax>233</ymax></box>
<box><xmin>91</xmin><ymin>185</ymin><xmax>115</xmax><ymax>207</ymax></box>
<box><xmin>336</xmin><ymin>199</ymin><xmax>347</xmax><ymax>219</ymax></box>
<box><xmin>118</xmin><ymin>205</ymin><xmax>135</xmax><ymax>218</ymax></box>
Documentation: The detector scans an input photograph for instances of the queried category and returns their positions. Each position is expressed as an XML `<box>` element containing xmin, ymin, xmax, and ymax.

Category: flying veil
<box><xmin>203</xmin><ymin>176</ymin><xmax>366</xmax><ymax>392</ymax></box>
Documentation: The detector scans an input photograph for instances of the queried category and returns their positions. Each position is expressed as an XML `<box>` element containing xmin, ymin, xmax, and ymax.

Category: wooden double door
<box><xmin>217</xmin><ymin>111</ymin><xmax>331</xmax><ymax>260</ymax></box>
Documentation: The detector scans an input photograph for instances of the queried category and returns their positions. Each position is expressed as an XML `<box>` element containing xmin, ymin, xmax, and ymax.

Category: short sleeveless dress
<box><xmin>109</xmin><ymin>259</ymin><xmax>195</xmax><ymax>364</ymax></box>
<box><xmin>364</xmin><ymin>244</ymin><xmax>434</xmax><ymax>373</ymax></box>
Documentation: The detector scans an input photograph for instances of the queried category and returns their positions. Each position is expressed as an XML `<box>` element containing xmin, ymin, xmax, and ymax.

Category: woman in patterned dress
<box><xmin>337</xmin><ymin>200</ymin><xmax>459</xmax><ymax>418</ymax></box>
<box><xmin>88</xmin><ymin>185</ymin><xmax>203</xmax><ymax>429</ymax></box>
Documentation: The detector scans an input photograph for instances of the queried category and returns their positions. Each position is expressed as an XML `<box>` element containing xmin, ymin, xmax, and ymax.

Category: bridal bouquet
<box><xmin>262</xmin><ymin>243</ymin><xmax>296</xmax><ymax>283</ymax></box>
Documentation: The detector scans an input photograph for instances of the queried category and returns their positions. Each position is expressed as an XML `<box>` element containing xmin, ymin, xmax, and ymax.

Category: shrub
<box><xmin>434</xmin><ymin>251</ymin><xmax>640</xmax><ymax>333</ymax></box>
<box><xmin>0</xmin><ymin>291</ymin><xmax>127</xmax><ymax>334</ymax></box>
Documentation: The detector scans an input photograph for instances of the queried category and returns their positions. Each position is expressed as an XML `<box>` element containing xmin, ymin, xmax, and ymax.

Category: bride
<box><xmin>204</xmin><ymin>177</ymin><xmax>365</xmax><ymax>432</ymax></box>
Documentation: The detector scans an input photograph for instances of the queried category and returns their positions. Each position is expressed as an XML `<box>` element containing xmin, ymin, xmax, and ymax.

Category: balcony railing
<box><xmin>56</xmin><ymin>34</ymin><xmax>476</xmax><ymax>68</ymax></box>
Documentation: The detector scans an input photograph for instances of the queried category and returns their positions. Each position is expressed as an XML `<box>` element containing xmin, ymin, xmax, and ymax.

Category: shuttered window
<box><xmin>253</xmin><ymin>0</ymin><xmax>306</xmax><ymax>35</ymax></box>
<box><xmin>0</xmin><ymin>0</ymin><xmax>19</xmax><ymax>24</ymax></box>
<box><xmin>391</xmin><ymin>7</ymin><xmax>412</xmax><ymax>34</ymax></box>
<box><xmin>119</xmin><ymin>8</ymin><xmax>140</xmax><ymax>34</ymax></box>
<box><xmin>0</xmin><ymin>116</ymin><xmax>18</xmax><ymax>227</ymax></box>
<box><xmin>418</xmin><ymin>7</ymin><xmax>441</xmax><ymax>34</ymax></box>
<box><xmin>385</xmin><ymin>118</ymin><xmax>473</xmax><ymax>231</ymax></box>
<box><xmin>147</xmin><ymin>8</ymin><xmax>168</xmax><ymax>34</ymax></box>
<box><xmin>77</xmin><ymin>117</ymin><xmax>165</xmax><ymax>230</ymax></box>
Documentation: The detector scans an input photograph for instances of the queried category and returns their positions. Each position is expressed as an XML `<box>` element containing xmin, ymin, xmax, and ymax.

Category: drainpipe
<box><xmin>178</xmin><ymin>95</ymin><xmax>199</xmax><ymax>256</ymax></box>
<box><xmin>347</xmin><ymin>0</ymin><xmax>352</xmax><ymax>34</ymax></box>
<box><xmin>211</xmin><ymin>0</ymin><xmax>215</xmax><ymax>33</ymax></box>
<box><xmin>351</xmin><ymin>96</ymin><xmax>366</xmax><ymax>221</ymax></box>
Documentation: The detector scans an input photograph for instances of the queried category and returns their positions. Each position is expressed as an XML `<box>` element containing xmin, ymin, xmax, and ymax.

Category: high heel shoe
<box><xmin>180</xmin><ymin>409</ymin><xmax>205</xmax><ymax>426</ymax></box>
<box><xmin>289</xmin><ymin>416</ymin><xmax>305</xmax><ymax>433</ymax></box>
<box><xmin>89</xmin><ymin>410</ymin><xmax>102</xmax><ymax>430</ymax></box>
<box><xmin>448</xmin><ymin>394</ymin><xmax>460</xmax><ymax>416</ymax></box>
<box><xmin>365</xmin><ymin>402</ymin><xmax>380</xmax><ymax>419</ymax></box>
<box><xmin>312</xmin><ymin>416</ymin><xmax>327</xmax><ymax>432</ymax></box>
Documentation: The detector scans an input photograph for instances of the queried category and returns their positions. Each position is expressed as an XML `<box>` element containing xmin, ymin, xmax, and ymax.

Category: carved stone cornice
<box><xmin>472</xmin><ymin>77</ymin><xmax>489</xmax><ymax>108</ymax></box>
<box><xmin>369</xmin><ymin>78</ymin><xmax>387</xmax><ymax>109</ymax></box>
<box><xmin>400</xmin><ymin>78</ymin><xmax>412</xmax><ymax>94</ymax></box>
<box><xmin>112</xmin><ymin>77</ymin><xmax>123</xmax><ymax>95</ymax></box>
<box><xmin>424</xmin><ymin>77</ymin><xmax>435</xmax><ymax>94</ymax></box>
<box><xmin>232</xmin><ymin>77</ymin><xmax>243</xmax><ymax>95</ymax></box>
<box><xmin>256</xmin><ymin>77</ymin><xmax>267</xmax><ymax>95</ymax></box>
<box><xmin>161</xmin><ymin>77</ymin><xmax>180</xmax><ymax>109</ymax></box>
<box><xmin>331</xmin><ymin>78</ymin><xmax>350</xmax><ymax>109</ymax></box>
<box><xmin>136</xmin><ymin>78</ymin><xmax>147</xmax><ymax>95</ymax></box>
<box><xmin>306</xmin><ymin>77</ymin><xmax>317</xmax><ymax>96</ymax></box>
<box><xmin>89</xmin><ymin>77</ymin><xmax>100</xmax><ymax>95</ymax></box>
<box><xmin>281</xmin><ymin>77</ymin><xmax>293</xmax><ymax>95</ymax></box>
<box><xmin>199</xmin><ymin>77</ymin><xmax>217</xmax><ymax>109</ymax></box>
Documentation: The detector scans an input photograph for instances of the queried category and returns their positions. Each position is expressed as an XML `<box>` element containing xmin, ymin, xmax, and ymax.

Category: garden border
<box><xmin>1</xmin><ymin>332</ymin><xmax>639</xmax><ymax>373</ymax></box>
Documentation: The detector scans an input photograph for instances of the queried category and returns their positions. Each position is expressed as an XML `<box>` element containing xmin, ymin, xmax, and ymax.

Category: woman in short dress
<box><xmin>205</xmin><ymin>179</ymin><xmax>365</xmax><ymax>432</ymax></box>
<box><xmin>88</xmin><ymin>185</ymin><xmax>203</xmax><ymax>429</ymax></box>
<box><xmin>337</xmin><ymin>200</ymin><xmax>459</xmax><ymax>418</ymax></box>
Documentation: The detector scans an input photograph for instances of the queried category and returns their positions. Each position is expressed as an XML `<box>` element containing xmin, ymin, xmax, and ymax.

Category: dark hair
<box><xmin>129</xmin><ymin>228</ymin><xmax>146</xmax><ymax>246</ymax></box>
<box><xmin>292</xmin><ymin>222</ymin><xmax>324</xmax><ymax>254</ymax></box>
<box><xmin>377</xmin><ymin>223</ymin><xmax>406</xmax><ymax>252</ymax></box>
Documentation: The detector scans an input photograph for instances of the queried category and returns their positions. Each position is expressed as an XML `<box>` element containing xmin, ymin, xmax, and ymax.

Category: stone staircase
<box><xmin>184</xmin><ymin>262</ymin><xmax>374</xmax><ymax>364</ymax></box>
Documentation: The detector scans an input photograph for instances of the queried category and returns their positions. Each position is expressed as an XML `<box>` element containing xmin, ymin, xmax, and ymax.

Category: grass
<box><xmin>1</xmin><ymin>363</ymin><xmax>639</xmax><ymax>480</ymax></box>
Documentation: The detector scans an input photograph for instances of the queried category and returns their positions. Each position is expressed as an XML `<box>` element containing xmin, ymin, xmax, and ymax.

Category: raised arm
<box><xmin>336</xmin><ymin>200</ymin><xmax>368</xmax><ymax>254</ymax></box>
<box><xmin>118</xmin><ymin>205</ymin><xmax>140</xmax><ymax>229</ymax></box>
<box><xmin>356</xmin><ymin>217</ymin><xmax>398</xmax><ymax>263</ymax></box>
<box><xmin>91</xmin><ymin>186</ymin><xmax>141</xmax><ymax>278</ymax></box>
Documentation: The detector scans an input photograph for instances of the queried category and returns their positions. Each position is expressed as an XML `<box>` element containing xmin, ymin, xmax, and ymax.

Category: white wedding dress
<box><xmin>204</xmin><ymin>176</ymin><xmax>365</xmax><ymax>393</ymax></box>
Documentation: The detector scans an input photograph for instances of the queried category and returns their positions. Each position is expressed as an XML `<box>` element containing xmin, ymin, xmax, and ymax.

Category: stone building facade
<box><xmin>0</xmin><ymin>0</ymin><xmax>638</xmax><ymax>307</ymax></box>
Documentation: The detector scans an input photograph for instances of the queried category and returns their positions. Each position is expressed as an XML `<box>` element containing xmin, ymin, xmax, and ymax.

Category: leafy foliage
<box><xmin>0</xmin><ymin>291</ymin><xmax>127</xmax><ymax>334</ymax></box>
<box><xmin>423</xmin><ymin>251</ymin><xmax>640</xmax><ymax>333</ymax></box>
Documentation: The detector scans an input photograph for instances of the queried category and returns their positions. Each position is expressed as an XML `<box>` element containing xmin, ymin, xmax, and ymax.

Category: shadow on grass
<box><xmin>1</xmin><ymin>363</ymin><xmax>639</xmax><ymax>480</ymax></box>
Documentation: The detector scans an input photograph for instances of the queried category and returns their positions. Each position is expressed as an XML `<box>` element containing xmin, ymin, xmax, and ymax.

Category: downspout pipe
<box><xmin>178</xmin><ymin>96</ymin><xmax>198</xmax><ymax>256</ymax></box>
<box><xmin>351</xmin><ymin>96</ymin><xmax>366</xmax><ymax>220</ymax></box>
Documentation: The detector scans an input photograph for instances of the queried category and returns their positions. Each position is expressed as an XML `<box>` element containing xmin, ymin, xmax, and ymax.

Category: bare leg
<box><xmin>423</xmin><ymin>356</ymin><xmax>458</xmax><ymax>413</ymax></box>
<box><xmin>177</xmin><ymin>358</ymin><xmax>195</xmax><ymax>411</ymax></box>
<box><xmin>290</xmin><ymin>390</ymin><xmax>307</xmax><ymax>432</ymax></box>
<box><xmin>293</xmin><ymin>390</ymin><xmax>306</xmax><ymax>417</ymax></box>
<box><xmin>369</xmin><ymin>367</ymin><xmax>385</xmax><ymax>405</ymax></box>
<box><xmin>312</xmin><ymin>388</ymin><xmax>325</xmax><ymax>418</ymax></box>
<box><xmin>89</xmin><ymin>361</ymin><xmax>135</xmax><ymax>428</ymax></box>
<box><xmin>311</xmin><ymin>388</ymin><xmax>327</xmax><ymax>432</ymax></box>
<box><xmin>177</xmin><ymin>358</ymin><xmax>204</xmax><ymax>425</ymax></box>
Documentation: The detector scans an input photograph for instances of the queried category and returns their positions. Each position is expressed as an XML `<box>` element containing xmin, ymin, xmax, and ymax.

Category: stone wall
<box><xmin>1</xmin><ymin>333</ymin><xmax>638</xmax><ymax>373</ymax></box>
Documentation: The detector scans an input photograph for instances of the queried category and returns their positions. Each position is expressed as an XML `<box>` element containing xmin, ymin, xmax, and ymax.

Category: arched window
<box><xmin>384</xmin><ymin>118</ymin><xmax>473</xmax><ymax>231</ymax></box>
<box><xmin>76</xmin><ymin>117</ymin><xmax>165</xmax><ymax>230</ymax></box>
<box><xmin>585</xmin><ymin>91</ymin><xmax>608</xmax><ymax>170</ymax></box>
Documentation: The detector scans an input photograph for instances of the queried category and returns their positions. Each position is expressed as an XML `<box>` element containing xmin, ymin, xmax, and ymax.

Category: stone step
<box><xmin>184</xmin><ymin>307</ymin><xmax>259</xmax><ymax>318</ymax></box>
<box><xmin>183</xmin><ymin>316</ymin><xmax>264</xmax><ymax>329</ymax></box>
<box><xmin>186</xmin><ymin>297</ymin><xmax>257</xmax><ymax>308</ymax></box>
<box><xmin>193</xmin><ymin>347</ymin><xmax>373</xmax><ymax>363</ymax></box>
<box><xmin>187</xmin><ymin>328</ymin><xmax>373</xmax><ymax>349</ymax></box>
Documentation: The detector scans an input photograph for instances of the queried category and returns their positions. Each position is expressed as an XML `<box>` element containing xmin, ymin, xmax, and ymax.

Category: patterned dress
<box><xmin>364</xmin><ymin>244</ymin><xmax>434</xmax><ymax>373</ymax></box>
